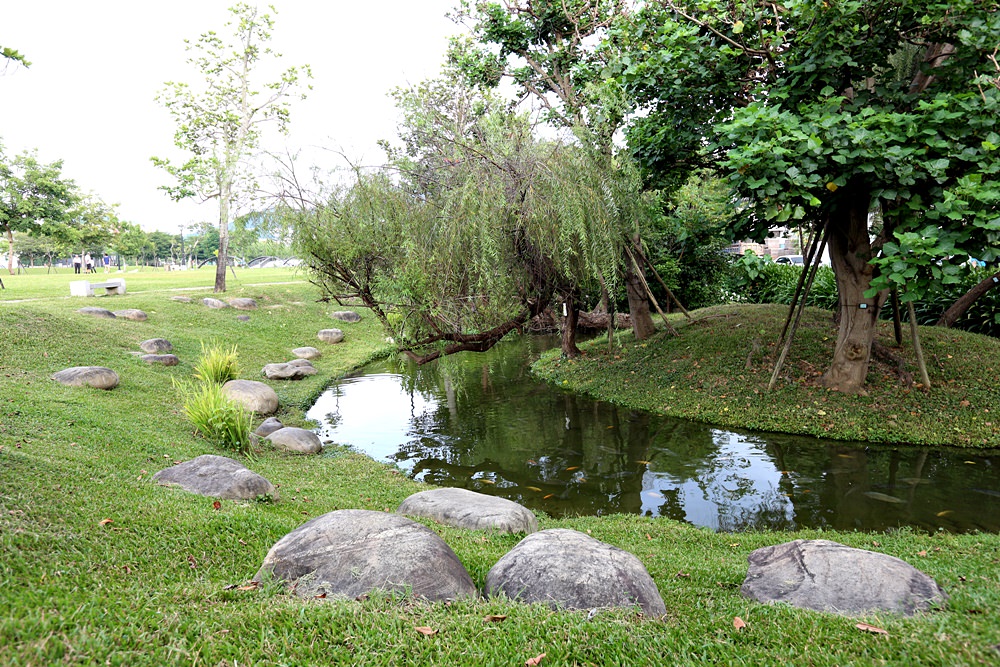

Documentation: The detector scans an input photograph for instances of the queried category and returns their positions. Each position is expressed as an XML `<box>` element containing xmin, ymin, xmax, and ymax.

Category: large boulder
<box><xmin>741</xmin><ymin>539</ymin><xmax>947</xmax><ymax>616</ymax></box>
<box><xmin>292</xmin><ymin>346</ymin><xmax>322</xmax><ymax>360</ymax></box>
<box><xmin>228</xmin><ymin>298</ymin><xmax>258</xmax><ymax>310</ymax></box>
<box><xmin>317</xmin><ymin>329</ymin><xmax>344</xmax><ymax>344</ymax></box>
<box><xmin>140</xmin><ymin>338</ymin><xmax>173</xmax><ymax>354</ymax></box>
<box><xmin>141</xmin><ymin>354</ymin><xmax>179</xmax><ymax>366</ymax></box>
<box><xmin>263</xmin><ymin>362</ymin><xmax>317</xmax><ymax>381</ymax></box>
<box><xmin>486</xmin><ymin>529</ymin><xmax>666</xmax><ymax>616</ymax></box>
<box><xmin>255</xmin><ymin>509</ymin><xmax>477</xmax><ymax>601</ymax></box>
<box><xmin>78</xmin><ymin>307</ymin><xmax>116</xmax><ymax>319</ymax></box>
<box><xmin>254</xmin><ymin>417</ymin><xmax>285</xmax><ymax>437</ymax></box>
<box><xmin>153</xmin><ymin>455</ymin><xmax>276</xmax><ymax>501</ymax></box>
<box><xmin>52</xmin><ymin>366</ymin><xmax>119</xmax><ymax>390</ymax></box>
<box><xmin>113</xmin><ymin>309</ymin><xmax>147</xmax><ymax>321</ymax></box>
<box><xmin>222</xmin><ymin>379</ymin><xmax>278</xmax><ymax>415</ymax></box>
<box><xmin>398</xmin><ymin>488</ymin><xmax>537</xmax><ymax>534</ymax></box>
<box><xmin>203</xmin><ymin>297</ymin><xmax>229</xmax><ymax>309</ymax></box>
<box><xmin>331</xmin><ymin>311</ymin><xmax>361</xmax><ymax>323</ymax></box>
<box><xmin>266</xmin><ymin>427</ymin><xmax>323</xmax><ymax>454</ymax></box>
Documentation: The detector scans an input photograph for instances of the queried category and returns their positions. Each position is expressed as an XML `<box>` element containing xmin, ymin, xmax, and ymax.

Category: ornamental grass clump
<box><xmin>176</xmin><ymin>379</ymin><xmax>254</xmax><ymax>452</ymax></box>
<box><xmin>193</xmin><ymin>341</ymin><xmax>239</xmax><ymax>384</ymax></box>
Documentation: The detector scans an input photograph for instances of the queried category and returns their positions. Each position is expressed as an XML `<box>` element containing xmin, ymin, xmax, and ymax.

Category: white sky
<box><xmin>1</xmin><ymin>1</ymin><xmax>466</xmax><ymax>234</ymax></box>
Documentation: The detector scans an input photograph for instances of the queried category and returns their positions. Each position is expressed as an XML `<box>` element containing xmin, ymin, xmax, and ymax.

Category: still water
<box><xmin>306</xmin><ymin>336</ymin><xmax>1000</xmax><ymax>533</ymax></box>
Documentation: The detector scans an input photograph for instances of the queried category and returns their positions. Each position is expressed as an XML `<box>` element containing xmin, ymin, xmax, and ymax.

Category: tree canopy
<box><xmin>613</xmin><ymin>0</ymin><xmax>1000</xmax><ymax>391</ymax></box>
<box><xmin>153</xmin><ymin>2</ymin><xmax>310</xmax><ymax>292</ymax></box>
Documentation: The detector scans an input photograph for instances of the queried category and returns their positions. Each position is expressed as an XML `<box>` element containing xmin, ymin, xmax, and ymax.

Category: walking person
<box><xmin>84</xmin><ymin>253</ymin><xmax>93</xmax><ymax>274</ymax></box>
<box><xmin>72</xmin><ymin>254</ymin><xmax>81</xmax><ymax>274</ymax></box>
<box><xmin>102</xmin><ymin>253</ymin><xmax>111</xmax><ymax>273</ymax></box>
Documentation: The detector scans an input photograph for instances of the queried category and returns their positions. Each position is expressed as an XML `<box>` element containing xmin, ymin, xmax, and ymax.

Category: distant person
<box><xmin>72</xmin><ymin>255</ymin><xmax>81</xmax><ymax>274</ymax></box>
<box><xmin>102</xmin><ymin>253</ymin><xmax>111</xmax><ymax>273</ymax></box>
<box><xmin>84</xmin><ymin>253</ymin><xmax>93</xmax><ymax>273</ymax></box>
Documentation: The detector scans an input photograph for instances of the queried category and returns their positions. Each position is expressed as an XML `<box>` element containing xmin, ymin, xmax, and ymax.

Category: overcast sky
<box><xmin>1</xmin><ymin>1</ymin><xmax>466</xmax><ymax>234</ymax></box>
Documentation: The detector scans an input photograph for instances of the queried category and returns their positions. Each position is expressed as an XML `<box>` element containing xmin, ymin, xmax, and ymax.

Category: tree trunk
<box><xmin>215</xmin><ymin>178</ymin><xmax>231</xmax><ymax>293</ymax></box>
<box><xmin>625</xmin><ymin>234</ymin><xmax>655</xmax><ymax>340</ymax></box>
<box><xmin>820</xmin><ymin>187</ymin><xmax>881</xmax><ymax>393</ymax></box>
<box><xmin>936</xmin><ymin>270</ymin><xmax>1000</xmax><ymax>328</ymax></box>
<box><xmin>6</xmin><ymin>228</ymin><xmax>14</xmax><ymax>275</ymax></box>
<box><xmin>561</xmin><ymin>294</ymin><xmax>582</xmax><ymax>358</ymax></box>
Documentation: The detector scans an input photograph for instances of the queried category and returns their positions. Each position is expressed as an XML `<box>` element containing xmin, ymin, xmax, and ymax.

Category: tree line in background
<box><xmin>0</xmin><ymin>139</ymin><xmax>293</xmax><ymax>272</ymax></box>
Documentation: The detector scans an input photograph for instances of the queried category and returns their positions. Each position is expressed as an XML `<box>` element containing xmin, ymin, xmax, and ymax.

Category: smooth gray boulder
<box><xmin>171</xmin><ymin>296</ymin><xmax>193</xmax><ymax>303</ymax></box>
<box><xmin>255</xmin><ymin>417</ymin><xmax>285</xmax><ymax>437</ymax></box>
<box><xmin>292</xmin><ymin>346</ymin><xmax>322</xmax><ymax>360</ymax></box>
<box><xmin>741</xmin><ymin>539</ymin><xmax>947</xmax><ymax>616</ymax></box>
<box><xmin>255</xmin><ymin>509</ymin><xmax>477</xmax><ymax>601</ymax></box>
<box><xmin>153</xmin><ymin>455</ymin><xmax>276</xmax><ymax>500</ymax></box>
<box><xmin>140</xmin><ymin>354</ymin><xmax>179</xmax><ymax>366</ymax></box>
<box><xmin>317</xmin><ymin>329</ymin><xmax>344</xmax><ymax>344</ymax></box>
<box><xmin>266</xmin><ymin>427</ymin><xmax>322</xmax><ymax>454</ymax></box>
<box><xmin>286</xmin><ymin>358</ymin><xmax>315</xmax><ymax>368</ymax></box>
<box><xmin>263</xmin><ymin>362</ymin><xmax>317</xmax><ymax>381</ymax></box>
<box><xmin>113</xmin><ymin>309</ymin><xmax>147</xmax><ymax>321</ymax></box>
<box><xmin>228</xmin><ymin>298</ymin><xmax>258</xmax><ymax>310</ymax></box>
<box><xmin>140</xmin><ymin>338</ymin><xmax>173</xmax><ymax>353</ymax></box>
<box><xmin>486</xmin><ymin>529</ymin><xmax>666</xmax><ymax>616</ymax></box>
<box><xmin>78</xmin><ymin>307</ymin><xmax>116</xmax><ymax>319</ymax></box>
<box><xmin>331</xmin><ymin>311</ymin><xmax>361</xmax><ymax>323</ymax></box>
<box><xmin>203</xmin><ymin>297</ymin><xmax>229</xmax><ymax>309</ymax></box>
<box><xmin>222</xmin><ymin>379</ymin><xmax>278</xmax><ymax>415</ymax></box>
<box><xmin>398</xmin><ymin>488</ymin><xmax>537</xmax><ymax>534</ymax></box>
<box><xmin>52</xmin><ymin>366</ymin><xmax>119</xmax><ymax>390</ymax></box>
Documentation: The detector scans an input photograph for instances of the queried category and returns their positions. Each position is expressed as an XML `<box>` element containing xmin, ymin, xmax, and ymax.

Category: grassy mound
<box><xmin>1</xmin><ymin>274</ymin><xmax>998</xmax><ymax>665</ymax></box>
<box><xmin>534</xmin><ymin>303</ymin><xmax>1000</xmax><ymax>448</ymax></box>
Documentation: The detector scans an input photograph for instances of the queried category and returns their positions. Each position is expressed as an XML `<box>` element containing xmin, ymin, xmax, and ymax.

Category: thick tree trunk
<box><xmin>625</xmin><ymin>234</ymin><xmax>655</xmax><ymax>340</ymax></box>
<box><xmin>936</xmin><ymin>270</ymin><xmax>1000</xmax><ymax>328</ymax></box>
<box><xmin>561</xmin><ymin>294</ymin><xmax>582</xmax><ymax>358</ymax></box>
<box><xmin>820</xmin><ymin>188</ymin><xmax>881</xmax><ymax>393</ymax></box>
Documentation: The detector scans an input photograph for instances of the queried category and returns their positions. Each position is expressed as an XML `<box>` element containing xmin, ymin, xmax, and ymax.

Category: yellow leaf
<box><xmin>826</xmin><ymin>182</ymin><xmax>839</xmax><ymax>192</ymax></box>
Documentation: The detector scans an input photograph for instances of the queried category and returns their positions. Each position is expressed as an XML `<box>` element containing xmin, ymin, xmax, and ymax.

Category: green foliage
<box><xmin>193</xmin><ymin>341</ymin><xmax>239</xmax><ymax>385</ymax></box>
<box><xmin>175</xmin><ymin>378</ymin><xmax>253</xmax><ymax>452</ymax></box>
<box><xmin>729</xmin><ymin>260</ymin><xmax>839</xmax><ymax>311</ymax></box>
<box><xmin>153</xmin><ymin>2</ymin><xmax>311</xmax><ymax>290</ymax></box>
<box><xmin>1</xmin><ymin>45</ymin><xmax>30</xmax><ymax>68</ymax></box>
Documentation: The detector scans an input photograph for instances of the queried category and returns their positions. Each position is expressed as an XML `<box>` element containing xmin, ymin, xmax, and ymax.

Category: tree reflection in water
<box><xmin>306</xmin><ymin>335</ymin><xmax>1000</xmax><ymax>533</ymax></box>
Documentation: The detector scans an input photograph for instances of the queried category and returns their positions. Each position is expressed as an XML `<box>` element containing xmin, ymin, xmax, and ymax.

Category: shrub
<box><xmin>193</xmin><ymin>341</ymin><xmax>239</xmax><ymax>384</ymax></box>
<box><xmin>175</xmin><ymin>380</ymin><xmax>253</xmax><ymax>452</ymax></box>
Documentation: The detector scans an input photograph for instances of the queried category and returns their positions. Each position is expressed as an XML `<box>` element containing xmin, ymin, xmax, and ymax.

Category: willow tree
<box><xmin>153</xmin><ymin>3</ymin><xmax>309</xmax><ymax>292</ymax></box>
<box><xmin>616</xmin><ymin>0</ymin><xmax>1000</xmax><ymax>393</ymax></box>
<box><xmin>449</xmin><ymin>0</ymin><xmax>658</xmax><ymax>340</ymax></box>
<box><xmin>292</xmin><ymin>77</ymin><xmax>650</xmax><ymax>362</ymax></box>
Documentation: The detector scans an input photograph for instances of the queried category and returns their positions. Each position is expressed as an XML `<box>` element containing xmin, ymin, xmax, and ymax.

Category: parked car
<box><xmin>775</xmin><ymin>254</ymin><xmax>804</xmax><ymax>266</ymax></box>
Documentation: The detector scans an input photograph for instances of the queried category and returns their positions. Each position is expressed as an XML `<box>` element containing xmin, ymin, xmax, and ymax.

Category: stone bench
<box><xmin>70</xmin><ymin>279</ymin><xmax>126</xmax><ymax>297</ymax></box>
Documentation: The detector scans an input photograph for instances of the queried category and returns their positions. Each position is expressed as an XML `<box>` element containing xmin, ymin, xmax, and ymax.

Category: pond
<box><xmin>306</xmin><ymin>336</ymin><xmax>1000</xmax><ymax>533</ymax></box>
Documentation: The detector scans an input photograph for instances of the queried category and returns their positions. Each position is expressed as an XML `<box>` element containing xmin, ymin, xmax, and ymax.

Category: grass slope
<box><xmin>2</xmin><ymin>275</ymin><xmax>999</xmax><ymax>666</ymax></box>
<box><xmin>535</xmin><ymin>303</ymin><xmax>1000</xmax><ymax>448</ymax></box>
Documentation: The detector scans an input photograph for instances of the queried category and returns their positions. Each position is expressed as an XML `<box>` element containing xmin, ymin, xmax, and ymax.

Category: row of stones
<box><xmin>154</xmin><ymin>456</ymin><xmax>947</xmax><ymax>618</ymax></box>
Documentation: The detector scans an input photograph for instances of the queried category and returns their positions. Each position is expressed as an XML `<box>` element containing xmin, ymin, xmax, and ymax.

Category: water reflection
<box><xmin>306</xmin><ymin>336</ymin><xmax>1000</xmax><ymax>533</ymax></box>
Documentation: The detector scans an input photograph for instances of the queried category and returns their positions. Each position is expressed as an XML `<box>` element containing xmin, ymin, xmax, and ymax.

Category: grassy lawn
<box><xmin>2</xmin><ymin>273</ymin><xmax>998</xmax><ymax>666</ymax></box>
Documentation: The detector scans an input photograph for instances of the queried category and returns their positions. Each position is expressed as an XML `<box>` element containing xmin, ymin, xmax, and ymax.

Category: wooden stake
<box><xmin>907</xmin><ymin>300</ymin><xmax>932</xmax><ymax>389</ymax></box>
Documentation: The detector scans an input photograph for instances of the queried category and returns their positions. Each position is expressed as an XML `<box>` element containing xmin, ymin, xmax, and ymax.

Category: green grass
<box><xmin>535</xmin><ymin>303</ymin><xmax>1000</xmax><ymax>448</ymax></box>
<box><xmin>2</xmin><ymin>276</ymin><xmax>999</xmax><ymax>665</ymax></box>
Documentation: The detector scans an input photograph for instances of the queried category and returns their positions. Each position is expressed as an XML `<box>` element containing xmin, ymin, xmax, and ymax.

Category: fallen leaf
<box><xmin>676</xmin><ymin>571</ymin><xmax>691</xmax><ymax>578</ymax></box>
<box><xmin>414</xmin><ymin>626</ymin><xmax>438</xmax><ymax>637</ymax></box>
<box><xmin>236</xmin><ymin>581</ymin><xmax>260</xmax><ymax>591</ymax></box>
<box><xmin>733</xmin><ymin>617</ymin><xmax>747</xmax><ymax>631</ymax></box>
<box><xmin>98</xmin><ymin>518</ymin><xmax>113</xmax><ymax>527</ymax></box>
<box><xmin>187</xmin><ymin>555</ymin><xmax>197</xmax><ymax>569</ymax></box>
<box><xmin>525</xmin><ymin>653</ymin><xmax>546</xmax><ymax>666</ymax></box>
<box><xmin>918</xmin><ymin>550</ymin><xmax>928</xmax><ymax>557</ymax></box>
<box><xmin>212</xmin><ymin>500</ymin><xmax>222</xmax><ymax>511</ymax></box>
<box><xmin>484</xmin><ymin>614</ymin><xmax>508</xmax><ymax>623</ymax></box>
<box><xmin>646</xmin><ymin>533</ymin><xmax>652</xmax><ymax>540</ymax></box>
<box><xmin>856</xmin><ymin>623</ymin><xmax>889</xmax><ymax>636</ymax></box>
<box><xmin>314</xmin><ymin>593</ymin><xmax>327</xmax><ymax>599</ymax></box>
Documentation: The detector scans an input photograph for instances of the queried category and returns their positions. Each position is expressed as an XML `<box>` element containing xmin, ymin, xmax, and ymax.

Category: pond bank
<box><xmin>532</xmin><ymin>303</ymin><xmax>1000</xmax><ymax>449</ymax></box>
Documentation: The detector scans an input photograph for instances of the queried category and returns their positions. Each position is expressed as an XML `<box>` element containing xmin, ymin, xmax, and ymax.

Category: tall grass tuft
<box><xmin>175</xmin><ymin>379</ymin><xmax>254</xmax><ymax>452</ymax></box>
<box><xmin>193</xmin><ymin>341</ymin><xmax>240</xmax><ymax>384</ymax></box>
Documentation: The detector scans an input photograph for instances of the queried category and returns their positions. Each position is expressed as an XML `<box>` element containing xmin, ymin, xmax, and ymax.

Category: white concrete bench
<box><xmin>70</xmin><ymin>279</ymin><xmax>126</xmax><ymax>297</ymax></box>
